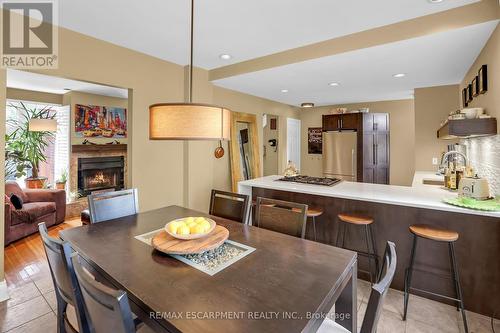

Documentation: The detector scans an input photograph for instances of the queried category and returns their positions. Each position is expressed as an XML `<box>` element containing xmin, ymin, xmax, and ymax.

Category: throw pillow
<box><xmin>10</xmin><ymin>193</ymin><xmax>23</xmax><ymax>210</ymax></box>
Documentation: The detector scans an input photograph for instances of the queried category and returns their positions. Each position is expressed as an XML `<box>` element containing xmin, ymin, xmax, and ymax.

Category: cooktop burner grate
<box><xmin>276</xmin><ymin>175</ymin><xmax>342</xmax><ymax>186</ymax></box>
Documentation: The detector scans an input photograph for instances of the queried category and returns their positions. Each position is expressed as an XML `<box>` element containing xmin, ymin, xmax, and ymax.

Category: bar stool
<box><xmin>403</xmin><ymin>224</ymin><xmax>468</xmax><ymax>333</ymax></box>
<box><xmin>336</xmin><ymin>213</ymin><xmax>379</xmax><ymax>283</ymax></box>
<box><xmin>292</xmin><ymin>207</ymin><xmax>323</xmax><ymax>241</ymax></box>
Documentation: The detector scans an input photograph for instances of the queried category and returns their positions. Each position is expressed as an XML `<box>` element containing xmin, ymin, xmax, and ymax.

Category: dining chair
<box><xmin>38</xmin><ymin>222</ymin><xmax>90</xmax><ymax>333</ymax></box>
<box><xmin>88</xmin><ymin>189</ymin><xmax>139</xmax><ymax>223</ymax></box>
<box><xmin>71</xmin><ymin>253</ymin><xmax>153</xmax><ymax>333</ymax></box>
<box><xmin>209</xmin><ymin>189</ymin><xmax>250</xmax><ymax>224</ymax></box>
<box><xmin>254</xmin><ymin>197</ymin><xmax>308</xmax><ymax>238</ymax></box>
<box><xmin>318</xmin><ymin>241</ymin><xmax>397</xmax><ymax>333</ymax></box>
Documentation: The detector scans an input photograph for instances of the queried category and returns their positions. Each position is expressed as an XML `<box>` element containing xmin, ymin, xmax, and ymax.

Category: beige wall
<box><xmin>300</xmin><ymin>100</ymin><xmax>415</xmax><ymax>186</ymax></box>
<box><xmin>414</xmin><ymin>85</ymin><xmax>460</xmax><ymax>171</ymax></box>
<box><xmin>263</xmin><ymin>115</ymin><xmax>279</xmax><ymax>176</ymax></box>
<box><xmin>62</xmin><ymin>91</ymin><xmax>129</xmax><ymax>144</ymax></box>
<box><xmin>460</xmin><ymin>24</ymin><xmax>499</xmax><ymax>124</ymax></box>
<box><xmin>6</xmin><ymin>88</ymin><xmax>63</xmax><ymax>105</ymax></box>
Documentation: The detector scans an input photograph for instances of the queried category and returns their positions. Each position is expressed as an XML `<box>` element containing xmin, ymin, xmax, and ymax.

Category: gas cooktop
<box><xmin>276</xmin><ymin>175</ymin><xmax>342</xmax><ymax>186</ymax></box>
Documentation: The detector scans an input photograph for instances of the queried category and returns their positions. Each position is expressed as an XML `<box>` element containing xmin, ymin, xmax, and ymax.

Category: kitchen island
<box><xmin>238</xmin><ymin>175</ymin><xmax>500</xmax><ymax>318</ymax></box>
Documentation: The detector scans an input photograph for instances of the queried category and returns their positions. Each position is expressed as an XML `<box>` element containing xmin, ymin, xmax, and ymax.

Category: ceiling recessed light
<box><xmin>301</xmin><ymin>102</ymin><xmax>315</xmax><ymax>108</ymax></box>
<box><xmin>393</xmin><ymin>73</ymin><xmax>406</xmax><ymax>78</ymax></box>
<box><xmin>63</xmin><ymin>88</ymin><xmax>71</xmax><ymax>91</ymax></box>
<box><xmin>219</xmin><ymin>54</ymin><xmax>232</xmax><ymax>60</ymax></box>
<box><xmin>328</xmin><ymin>82</ymin><xmax>340</xmax><ymax>86</ymax></box>
<box><xmin>428</xmin><ymin>0</ymin><xmax>444</xmax><ymax>3</ymax></box>
<box><xmin>281</xmin><ymin>89</ymin><xmax>289</xmax><ymax>93</ymax></box>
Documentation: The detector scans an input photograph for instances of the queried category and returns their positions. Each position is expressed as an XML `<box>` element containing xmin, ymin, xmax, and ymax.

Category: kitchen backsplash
<box><xmin>461</xmin><ymin>134</ymin><xmax>500</xmax><ymax>196</ymax></box>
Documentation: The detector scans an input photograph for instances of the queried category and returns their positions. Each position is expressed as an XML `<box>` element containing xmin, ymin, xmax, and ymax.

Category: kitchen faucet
<box><xmin>438</xmin><ymin>151</ymin><xmax>469</xmax><ymax>175</ymax></box>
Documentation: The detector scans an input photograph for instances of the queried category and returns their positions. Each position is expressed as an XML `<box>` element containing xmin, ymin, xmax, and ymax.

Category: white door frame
<box><xmin>286</xmin><ymin>118</ymin><xmax>301</xmax><ymax>172</ymax></box>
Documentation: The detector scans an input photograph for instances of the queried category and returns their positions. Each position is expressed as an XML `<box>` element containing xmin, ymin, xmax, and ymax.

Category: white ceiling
<box><xmin>212</xmin><ymin>20</ymin><xmax>499</xmax><ymax>106</ymax></box>
<box><xmin>6</xmin><ymin>69</ymin><xmax>128</xmax><ymax>99</ymax></box>
<box><xmin>58</xmin><ymin>0</ymin><xmax>479</xmax><ymax>69</ymax></box>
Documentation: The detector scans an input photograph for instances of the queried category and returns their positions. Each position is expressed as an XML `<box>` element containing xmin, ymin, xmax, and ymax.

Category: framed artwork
<box><xmin>462</xmin><ymin>88</ymin><xmax>468</xmax><ymax>108</ymax></box>
<box><xmin>75</xmin><ymin>104</ymin><xmax>127</xmax><ymax>138</ymax></box>
<box><xmin>472</xmin><ymin>76</ymin><xmax>479</xmax><ymax>97</ymax></box>
<box><xmin>478</xmin><ymin>64</ymin><xmax>487</xmax><ymax>94</ymax></box>
<box><xmin>270</xmin><ymin>118</ymin><xmax>277</xmax><ymax>130</ymax></box>
<box><xmin>307</xmin><ymin>127</ymin><xmax>323</xmax><ymax>154</ymax></box>
<box><xmin>467</xmin><ymin>84</ymin><xmax>473</xmax><ymax>103</ymax></box>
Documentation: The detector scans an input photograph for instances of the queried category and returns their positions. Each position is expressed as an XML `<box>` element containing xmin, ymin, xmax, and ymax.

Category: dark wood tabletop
<box><xmin>60</xmin><ymin>205</ymin><xmax>357</xmax><ymax>333</ymax></box>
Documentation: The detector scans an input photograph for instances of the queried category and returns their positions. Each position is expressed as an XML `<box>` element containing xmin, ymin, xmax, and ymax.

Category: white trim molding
<box><xmin>0</xmin><ymin>279</ymin><xmax>9</xmax><ymax>302</ymax></box>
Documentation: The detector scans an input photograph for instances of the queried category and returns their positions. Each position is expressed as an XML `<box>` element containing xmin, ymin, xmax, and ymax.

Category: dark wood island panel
<box><xmin>252</xmin><ymin>187</ymin><xmax>500</xmax><ymax>318</ymax></box>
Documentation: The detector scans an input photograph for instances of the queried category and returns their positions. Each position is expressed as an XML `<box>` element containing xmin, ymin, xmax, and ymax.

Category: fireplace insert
<box><xmin>78</xmin><ymin>156</ymin><xmax>124</xmax><ymax>196</ymax></box>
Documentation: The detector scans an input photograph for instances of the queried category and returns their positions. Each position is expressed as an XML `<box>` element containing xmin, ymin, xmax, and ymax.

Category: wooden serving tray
<box><xmin>151</xmin><ymin>225</ymin><xmax>229</xmax><ymax>255</ymax></box>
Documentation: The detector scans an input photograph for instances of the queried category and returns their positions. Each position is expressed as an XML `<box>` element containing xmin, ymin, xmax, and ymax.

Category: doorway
<box><xmin>287</xmin><ymin>117</ymin><xmax>301</xmax><ymax>172</ymax></box>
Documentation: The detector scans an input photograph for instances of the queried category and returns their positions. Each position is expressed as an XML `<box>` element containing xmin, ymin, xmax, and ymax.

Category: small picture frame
<box><xmin>467</xmin><ymin>84</ymin><xmax>473</xmax><ymax>102</ymax></box>
<box><xmin>462</xmin><ymin>88</ymin><xmax>468</xmax><ymax>108</ymax></box>
<box><xmin>478</xmin><ymin>64</ymin><xmax>487</xmax><ymax>94</ymax></box>
<box><xmin>472</xmin><ymin>76</ymin><xmax>479</xmax><ymax>97</ymax></box>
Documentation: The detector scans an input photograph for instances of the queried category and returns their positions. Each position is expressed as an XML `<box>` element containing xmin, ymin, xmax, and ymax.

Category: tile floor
<box><xmin>1</xmin><ymin>221</ymin><xmax>499</xmax><ymax>333</ymax></box>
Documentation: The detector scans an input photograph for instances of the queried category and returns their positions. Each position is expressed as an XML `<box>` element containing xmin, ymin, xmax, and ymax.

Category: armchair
<box><xmin>5</xmin><ymin>181</ymin><xmax>66</xmax><ymax>245</ymax></box>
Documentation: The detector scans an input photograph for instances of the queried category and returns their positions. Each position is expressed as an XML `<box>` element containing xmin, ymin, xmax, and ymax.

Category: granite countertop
<box><xmin>238</xmin><ymin>174</ymin><xmax>500</xmax><ymax>218</ymax></box>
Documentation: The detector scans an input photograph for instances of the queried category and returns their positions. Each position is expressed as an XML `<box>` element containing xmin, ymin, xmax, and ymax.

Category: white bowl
<box><xmin>165</xmin><ymin>217</ymin><xmax>216</xmax><ymax>240</ymax></box>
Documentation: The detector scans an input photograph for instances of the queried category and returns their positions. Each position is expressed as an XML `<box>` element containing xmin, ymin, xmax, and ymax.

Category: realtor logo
<box><xmin>1</xmin><ymin>0</ymin><xmax>58</xmax><ymax>68</ymax></box>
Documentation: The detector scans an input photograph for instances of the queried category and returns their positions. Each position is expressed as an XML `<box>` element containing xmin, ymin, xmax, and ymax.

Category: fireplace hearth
<box><xmin>78</xmin><ymin>156</ymin><xmax>124</xmax><ymax>196</ymax></box>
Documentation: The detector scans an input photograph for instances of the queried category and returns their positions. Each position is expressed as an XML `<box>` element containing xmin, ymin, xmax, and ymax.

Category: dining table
<box><xmin>60</xmin><ymin>205</ymin><xmax>358</xmax><ymax>333</ymax></box>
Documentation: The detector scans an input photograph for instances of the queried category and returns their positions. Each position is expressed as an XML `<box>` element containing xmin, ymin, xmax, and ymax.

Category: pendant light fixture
<box><xmin>149</xmin><ymin>0</ymin><xmax>231</xmax><ymax>142</ymax></box>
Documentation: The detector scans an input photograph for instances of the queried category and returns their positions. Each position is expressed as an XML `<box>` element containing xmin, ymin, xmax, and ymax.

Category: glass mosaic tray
<box><xmin>135</xmin><ymin>228</ymin><xmax>255</xmax><ymax>276</ymax></box>
<box><xmin>443</xmin><ymin>196</ymin><xmax>500</xmax><ymax>211</ymax></box>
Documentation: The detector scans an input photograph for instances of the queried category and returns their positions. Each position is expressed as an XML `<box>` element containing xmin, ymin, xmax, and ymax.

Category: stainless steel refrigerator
<box><xmin>323</xmin><ymin>131</ymin><xmax>357</xmax><ymax>181</ymax></box>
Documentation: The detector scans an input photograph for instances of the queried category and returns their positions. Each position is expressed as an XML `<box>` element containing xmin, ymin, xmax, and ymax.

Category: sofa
<box><xmin>5</xmin><ymin>181</ymin><xmax>66</xmax><ymax>245</ymax></box>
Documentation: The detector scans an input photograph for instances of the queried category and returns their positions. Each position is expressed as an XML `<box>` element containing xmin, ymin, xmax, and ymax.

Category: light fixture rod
<box><xmin>189</xmin><ymin>0</ymin><xmax>194</xmax><ymax>103</ymax></box>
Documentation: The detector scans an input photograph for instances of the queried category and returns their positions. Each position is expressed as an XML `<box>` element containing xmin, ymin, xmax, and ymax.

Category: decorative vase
<box><xmin>25</xmin><ymin>177</ymin><xmax>48</xmax><ymax>189</ymax></box>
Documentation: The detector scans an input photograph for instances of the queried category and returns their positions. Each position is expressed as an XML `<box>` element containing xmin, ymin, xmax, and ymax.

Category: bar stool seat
<box><xmin>338</xmin><ymin>213</ymin><xmax>373</xmax><ymax>225</ymax></box>
<box><xmin>409</xmin><ymin>224</ymin><xmax>458</xmax><ymax>242</ymax></box>
<box><xmin>291</xmin><ymin>207</ymin><xmax>323</xmax><ymax>217</ymax></box>
<box><xmin>292</xmin><ymin>207</ymin><xmax>324</xmax><ymax>241</ymax></box>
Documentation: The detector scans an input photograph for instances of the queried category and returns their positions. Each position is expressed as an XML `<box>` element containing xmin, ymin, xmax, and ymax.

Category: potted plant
<box><xmin>56</xmin><ymin>169</ymin><xmax>68</xmax><ymax>190</ymax></box>
<box><xmin>5</xmin><ymin>102</ymin><xmax>56</xmax><ymax>189</ymax></box>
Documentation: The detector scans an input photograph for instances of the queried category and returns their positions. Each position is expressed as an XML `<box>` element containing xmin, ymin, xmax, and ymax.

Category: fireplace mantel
<box><xmin>72</xmin><ymin>144</ymin><xmax>127</xmax><ymax>153</ymax></box>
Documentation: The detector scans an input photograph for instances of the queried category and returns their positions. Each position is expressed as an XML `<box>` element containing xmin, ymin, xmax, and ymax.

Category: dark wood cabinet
<box><xmin>361</xmin><ymin>113</ymin><xmax>390</xmax><ymax>185</ymax></box>
<box><xmin>322</xmin><ymin>113</ymin><xmax>360</xmax><ymax>131</ymax></box>
<box><xmin>322</xmin><ymin>112</ymin><xmax>390</xmax><ymax>185</ymax></box>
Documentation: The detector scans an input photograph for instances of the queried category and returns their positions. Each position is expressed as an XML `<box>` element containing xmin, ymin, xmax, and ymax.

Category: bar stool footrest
<box><xmin>409</xmin><ymin>287</ymin><xmax>463</xmax><ymax>304</ymax></box>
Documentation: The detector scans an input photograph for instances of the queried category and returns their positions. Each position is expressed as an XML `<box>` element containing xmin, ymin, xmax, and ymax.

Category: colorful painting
<box><xmin>75</xmin><ymin>104</ymin><xmax>127</xmax><ymax>138</ymax></box>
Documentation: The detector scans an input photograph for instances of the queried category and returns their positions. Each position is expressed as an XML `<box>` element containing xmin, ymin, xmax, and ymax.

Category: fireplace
<box><xmin>78</xmin><ymin>156</ymin><xmax>124</xmax><ymax>196</ymax></box>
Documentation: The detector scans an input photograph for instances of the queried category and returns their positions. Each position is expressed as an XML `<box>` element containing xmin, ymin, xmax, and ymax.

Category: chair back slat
<box><xmin>38</xmin><ymin>223</ymin><xmax>89</xmax><ymax>333</ymax></box>
<box><xmin>209</xmin><ymin>189</ymin><xmax>250</xmax><ymax>223</ymax></box>
<box><xmin>360</xmin><ymin>241</ymin><xmax>397</xmax><ymax>333</ymax></box>
<box><xmin>88</xmin><ymin>189</ymin><xmax>138</xmax><ymax>223</ymax></box>
<box><xmin>72</xmin><ymin>253</ymin><xmax>136</xmax><ymax>333</ymax></box>
<box><xmin>255</xmin><ymin>197</ymin><xmax>307</xmax><ymax>238</ymax></box>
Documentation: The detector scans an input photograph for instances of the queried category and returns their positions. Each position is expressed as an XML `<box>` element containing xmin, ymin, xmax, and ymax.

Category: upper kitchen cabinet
<box><xmin>363</xmin><ymin>113</ymin><xmax>389</xmax><ymax>132</ymax></box>
<box><xmin>322</xmin><ymin>113</ymin><xmax>360</xmax><ymax>131</ymax></box>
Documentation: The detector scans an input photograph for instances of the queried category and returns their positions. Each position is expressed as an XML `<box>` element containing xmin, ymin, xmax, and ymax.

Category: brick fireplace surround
<box><xmin>67</xmin><ymin>144</ymin><xmax>128</xmax><ymax>217</ymax></box>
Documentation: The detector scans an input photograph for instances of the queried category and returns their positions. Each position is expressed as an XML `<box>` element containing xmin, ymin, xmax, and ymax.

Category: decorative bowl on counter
<box><xmin>165</xmin><ymin>217</ymin><xmax>216</xmax><ymax>240</ymax></box>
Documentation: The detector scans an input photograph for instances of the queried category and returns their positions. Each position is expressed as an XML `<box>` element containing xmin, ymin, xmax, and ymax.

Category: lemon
<box><xmin>192</xmin><ymin>224</ymin><xmax>206</xmax><ymax>234</ymax></box>
<box><xmin>185</xmin><ymin>217</ymin><xmax>195</xmax><ymax>224</ymax></box>
<box><xmin>178</xmin><ymin>225</ymin><xmax>190</xmax><ymax>235</ymax></box>
<box><xmin>199</xmin><ymin>220</ymin><xmax>211</xmax><ymax>231</ymax></box>
<box><xmin>194</xmin><ymin>217</ymin><xmax>206</xmax><ymax>224</ymax></box>
<box><xmin>168</xmin><ymin>222</ymin><xmax>180</xmax><ymax>234</ymax></box>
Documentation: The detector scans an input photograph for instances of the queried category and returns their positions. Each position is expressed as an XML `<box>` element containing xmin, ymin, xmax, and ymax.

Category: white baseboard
<box><xmin>0</xmin><ymin>279</ymin><xmax>9</xmax><ymax>302</ymax></box>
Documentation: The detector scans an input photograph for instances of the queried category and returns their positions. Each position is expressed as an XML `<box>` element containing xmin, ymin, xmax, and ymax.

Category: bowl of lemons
<box><xmin>165</xmin><ymin>216</ymin><xmax>216</xmax><ymax>240</ymax></box>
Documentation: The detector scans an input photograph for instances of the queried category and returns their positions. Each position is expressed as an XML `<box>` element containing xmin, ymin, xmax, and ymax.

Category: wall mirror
<box><xmin>230</xmin><ymin>112</ymin><xmax>261</xmax><ymax>191</ymax></box>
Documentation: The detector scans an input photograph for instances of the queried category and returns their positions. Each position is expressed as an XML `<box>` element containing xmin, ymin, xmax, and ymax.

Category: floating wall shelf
<box><xmin>437</xmin><ymin>118</ymin><xmax>497</xmax><ymax>139</ymax></box>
